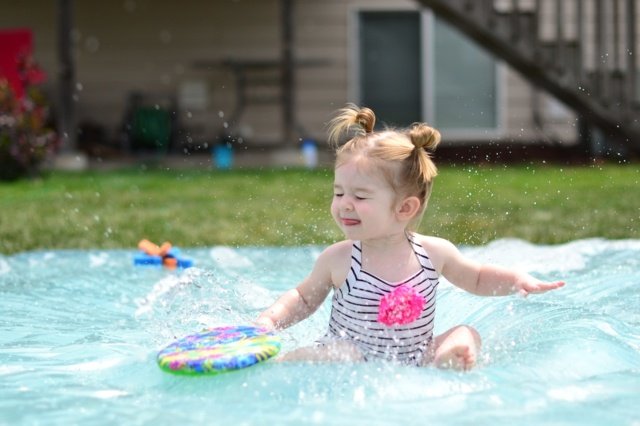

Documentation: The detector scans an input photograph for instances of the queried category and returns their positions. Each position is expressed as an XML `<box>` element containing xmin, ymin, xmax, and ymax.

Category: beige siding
<box><xmin>295</xmin><ymin>0</ymin><xmax>350</xmax><ymax>141</ymax></box>
<box><xmin>70</xmin><ymin>0</ymin><xmax>282</xmax><ymax>144</ymax></box>
<box><xmin>0</xmin><ymin>0</ymin><xmax>582</xmax><ymax>149</ymax></box>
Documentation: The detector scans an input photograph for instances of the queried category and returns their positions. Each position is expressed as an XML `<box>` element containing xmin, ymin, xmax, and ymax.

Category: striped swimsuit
<box><xmin>320</xmin><ymin>233</ymin><xmax>439</xmax><ymax>365</ymax></box>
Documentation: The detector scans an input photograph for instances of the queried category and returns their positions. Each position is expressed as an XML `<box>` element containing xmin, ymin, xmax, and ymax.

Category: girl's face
<box><xmin>331</xmin><ymin>159</ymin><xmax>404</xmax><ymax>241</ymax></box>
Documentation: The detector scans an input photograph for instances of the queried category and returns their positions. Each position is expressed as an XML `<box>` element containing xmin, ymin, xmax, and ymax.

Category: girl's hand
<box><xmin>516</xmin><ymin>278</ymin><xmax>565</xmax><ymax>297</ymax></box>
<box><xmin>254</xmin><ymin>316</ymin><xmax>276</xmax><ymax>331</ymax></box>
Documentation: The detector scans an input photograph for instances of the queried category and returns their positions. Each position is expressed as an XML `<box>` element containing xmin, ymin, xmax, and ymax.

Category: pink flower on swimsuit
<box><xmin>378</xmin><ymin>284</ymin><xmax>426</xmax><ymax>326</ymax></box>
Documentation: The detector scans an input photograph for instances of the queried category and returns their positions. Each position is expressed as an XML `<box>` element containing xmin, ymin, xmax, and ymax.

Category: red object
<box><xmin>378</xmin><ymin>284</ymin><xmax>426</xmax><ymax>326</ymax></box>
<box><xmin>0</xmin><ymin>28</ymin><xmax>34</xmax><ymax>98</ymax></box>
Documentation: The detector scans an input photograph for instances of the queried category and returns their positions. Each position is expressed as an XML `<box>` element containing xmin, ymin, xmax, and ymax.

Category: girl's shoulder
<box><xmin>321</xmin><ymin>239</ymin><xmax>355</xmax><ymax>262</ymax></box>
<box><xmin>410</xmin><ymin>233</ymin><xmax>459</xmax><ymax>273</ymax></box>
<box><xmin>317</xmin><ymin>240</ymin><xmax>355</xmax><ymax>288</ymax></box>
<box><xmin>411</xmin><ymin>232</ymin><xmax>454</xmax><ymax>250</ymax></box>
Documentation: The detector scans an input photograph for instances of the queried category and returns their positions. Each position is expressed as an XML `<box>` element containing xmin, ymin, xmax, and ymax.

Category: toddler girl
<box><xmin>256</xmin><ymin>105</ymin><xmax>564</xmax><ymax>370</ymax></box>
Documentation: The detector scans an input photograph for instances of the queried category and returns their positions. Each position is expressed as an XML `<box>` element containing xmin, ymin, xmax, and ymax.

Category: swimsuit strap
<box><xmin>351</xmin><ymin>240</ymin><xmax>363</xmax><ymax>274</ymax></box>
<box><xmin>353</xmin><ymin>235</ymin><xmax>433</xmax><ymax>272</ymax></box>
<box><xmin>407</xmin><ymin>232</ymin><xmax>437</xmax><ymax>273</ymax></box>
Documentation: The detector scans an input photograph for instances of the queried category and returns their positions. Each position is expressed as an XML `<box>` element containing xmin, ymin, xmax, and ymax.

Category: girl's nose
<box><xmin>341</xmin><ymin>197</ymin><xmax>353</xmax><ymax>211</ymax></box>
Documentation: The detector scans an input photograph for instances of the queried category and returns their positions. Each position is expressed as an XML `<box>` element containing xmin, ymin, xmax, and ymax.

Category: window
<box><xmin>430</xmin><ymin>17</ymin><xmax>498</xmax><ymax>131</ymax></box>
<box><xmin>356</xmin><ymin>10</ymin><xmax>500</xmax><ymax>135</ymax></box>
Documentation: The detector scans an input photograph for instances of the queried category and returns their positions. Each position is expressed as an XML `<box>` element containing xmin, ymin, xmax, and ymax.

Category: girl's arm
<box><xmin>423</xmin><ymin>236</ymin><xmax>565</xmax><ymax>297</ymax></box>
<box><xmin>469</xmin><ymin>263</ymin><xmax>565</xmax><ymax>297</ymax></box>
<box><xmin>256</xmin><ymin>244</ymin><xmax>342</xmax><ymax>330</ymax></box>
<box><xmin>255</xmin><ymin>287</ymin><xmax>314</xmax><ymax>330</ymax></box>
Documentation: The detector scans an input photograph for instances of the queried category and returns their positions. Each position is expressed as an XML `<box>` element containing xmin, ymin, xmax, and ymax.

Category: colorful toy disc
<box><xmin>157</xmin><ymin>325</ymin><xmax>281</xmax><ymax>375</ymax></box>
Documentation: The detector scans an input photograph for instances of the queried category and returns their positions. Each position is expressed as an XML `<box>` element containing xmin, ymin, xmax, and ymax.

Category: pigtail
<box><xmin>408</xmin><ymin>123</ymin><xmax>441</xmax><ymax>152</ymax></box>
<box><xmin>327</xmin><ymin>104</ymin><xmax>375</xmax><ymax>146</ymax></box>
<box><xmin>406</xmin><ymin>123</ymin><xmax>440</xmax><ymax>215</ymax></box>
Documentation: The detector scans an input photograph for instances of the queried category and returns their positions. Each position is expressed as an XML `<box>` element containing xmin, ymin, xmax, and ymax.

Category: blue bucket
<box><xmin>213</xmin><ymin>143</ymin><xmax>233</xmax><ymax>169</ymax></box>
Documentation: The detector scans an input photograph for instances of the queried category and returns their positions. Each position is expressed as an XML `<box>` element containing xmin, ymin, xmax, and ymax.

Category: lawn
<box><xmin>0</xmin><ymin>164</ymin><xmax>638</xmax><ymax>254</ymax></box>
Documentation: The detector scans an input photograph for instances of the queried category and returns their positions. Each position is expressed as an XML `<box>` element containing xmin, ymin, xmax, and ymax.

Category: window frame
<box><xmin>349</xmin><ymin>7</ymin><xmax>506</xmax><ymax>140</ymax></box>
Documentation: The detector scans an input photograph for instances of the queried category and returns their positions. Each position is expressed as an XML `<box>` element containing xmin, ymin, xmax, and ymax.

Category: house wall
<box><xmin>300</xmin><ymin>0</ymin><xmax>578</xmax><ymax>145</ymax></box>
<box><xmin>0</xmin><ymin>0</ymin><xmax>579</xmax><ymax>151</ymax></box>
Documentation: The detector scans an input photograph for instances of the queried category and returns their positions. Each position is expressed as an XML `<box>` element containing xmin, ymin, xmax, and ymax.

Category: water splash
<box><xmin>0</xmin><ymin>241</ymin><xmax>638</xmax><ymax>425</ymax></box>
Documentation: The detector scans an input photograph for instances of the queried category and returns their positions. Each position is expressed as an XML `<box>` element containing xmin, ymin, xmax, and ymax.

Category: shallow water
<box><xmin>1</xmin><ymin>239</ymin><xmax>639</xmax><ymax>425</ymax></box>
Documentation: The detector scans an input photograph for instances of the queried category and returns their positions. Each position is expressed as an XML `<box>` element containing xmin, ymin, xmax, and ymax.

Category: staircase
<box><xmin>415</xmin><ymin>0</ymin><xmax>639</xmax><ymax>157</ymax></box>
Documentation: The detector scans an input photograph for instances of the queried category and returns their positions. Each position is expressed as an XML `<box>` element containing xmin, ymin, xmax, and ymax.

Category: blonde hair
<box><xmin>327</xmin><ymin>104</ymin><xmax>441</xmax><ymax>230</ymax></box>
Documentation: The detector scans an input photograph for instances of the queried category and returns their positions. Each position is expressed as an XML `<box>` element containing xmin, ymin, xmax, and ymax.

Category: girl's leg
<box><xmin>431</xmin><ymin>325</ymin><xmax>481</xmax><ymax>371</ymax></box>
<box><xmin>278</xmin><ymin>340</ymin><xmax>365</xmax><ymax>363</ymax></box>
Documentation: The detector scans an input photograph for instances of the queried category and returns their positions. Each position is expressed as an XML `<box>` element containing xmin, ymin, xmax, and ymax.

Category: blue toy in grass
<box><xmin>133</xmin><ymin>239</ymin><xmax>193</xmax><ymax>269</ymax></box>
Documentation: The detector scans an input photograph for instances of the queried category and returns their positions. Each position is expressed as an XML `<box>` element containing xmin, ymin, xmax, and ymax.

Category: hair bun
<box><xmin>355</xmin><ymin>108</ymin><xmax>375</xmax><ymax>133</ymax></box>
<box><xmin>409</xmin><ymin>123</ymin><xmax>441</xmax><ymax>152</ymax></box>
<box><xmin>327</xmin><ymin>104</ymin><xmax>376</xmax><ymax>144</ymax></box>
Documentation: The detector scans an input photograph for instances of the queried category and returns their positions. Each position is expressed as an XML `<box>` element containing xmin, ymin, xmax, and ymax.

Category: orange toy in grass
<box><xmin>134</xmin><ymin>239</ymin><xmax>193</xmax><ymax>269</ymax></box>
<box><xmin>138</xmin><ymin>239</ymin><xmax>172</xmax><ymax>256</ymax></box>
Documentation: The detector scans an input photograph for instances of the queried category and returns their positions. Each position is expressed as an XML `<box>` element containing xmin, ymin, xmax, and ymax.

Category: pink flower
<box><xmin>378</xmin><ymin>285</ymin><xmax>426</xmax><ymax>327</ymax></box>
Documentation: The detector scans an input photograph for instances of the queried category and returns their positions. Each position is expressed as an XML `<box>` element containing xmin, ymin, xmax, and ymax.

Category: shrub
<box><xmin>0</xmin><ymin>55</ymin><xmax>60</xmax><ymax>181</ymax></box>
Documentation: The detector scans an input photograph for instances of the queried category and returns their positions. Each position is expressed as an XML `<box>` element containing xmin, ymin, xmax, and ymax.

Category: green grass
<box><xmin>1</xmin><ymin>164</ymin><xmax>638</xmax><ymax>254</ymax></box>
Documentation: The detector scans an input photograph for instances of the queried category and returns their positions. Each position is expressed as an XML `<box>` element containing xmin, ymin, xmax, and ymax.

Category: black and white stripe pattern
<box><xmin>323</xmin><ymin>233</ymin><xmax>439</xmax><ymax>364</ymax></box>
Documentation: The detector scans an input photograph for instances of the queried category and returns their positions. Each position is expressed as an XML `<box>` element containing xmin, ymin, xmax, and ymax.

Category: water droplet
<box><xmin>124</xmin><ymin>0</ymin><xmax>137</xmax><ymax>13</ymax></box>
<box><xmin>85</xmin><ymin>36</ymin><xmax>100</xmax><ymax>53</ymax></box>
<box><xmin>159</xmin><ymin>30</ymin><xmax>172</xmax><ymax>44</ymax></box>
